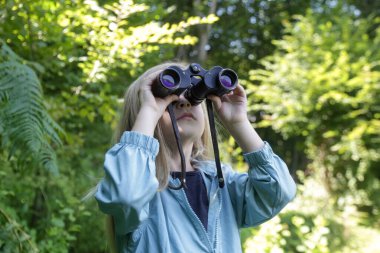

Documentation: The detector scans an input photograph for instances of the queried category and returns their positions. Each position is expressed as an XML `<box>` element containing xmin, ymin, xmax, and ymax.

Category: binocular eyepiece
<box><xmin>152</xmin><ymin>63</ymin><xmax>238</xmax><ymax>105</ymax></box>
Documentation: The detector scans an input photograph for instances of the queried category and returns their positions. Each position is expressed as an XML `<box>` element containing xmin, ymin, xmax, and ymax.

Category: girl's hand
<box><xmin>132</xmin><ymin>70</ymin><xmax>178</xmax><ymax>136</ymax></box>
<box><xmin>207</xmin><ymin>84</ymin><xmax>248</xmax><ymax>128</ymax></box>
<box><xmin>208</xmin><ymin>84</ymin><xmax>265</xmax><ymax>152</ymax></box>
<box><xmin>139</xmin><ymin>70</ymin><xmax>178</xmax><ymax>121</ymax></box>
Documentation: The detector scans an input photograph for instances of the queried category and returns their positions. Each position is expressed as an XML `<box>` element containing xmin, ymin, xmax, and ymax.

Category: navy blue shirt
<box><xmin>171</xmin><ymin>170</ymin><xmax>209</xmax><ymax>230</ymax></box>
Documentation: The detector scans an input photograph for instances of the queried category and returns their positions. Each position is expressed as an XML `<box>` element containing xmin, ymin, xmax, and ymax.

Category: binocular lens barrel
<box><xmin>160</xmin><ymin>69</ymin><xmax>180</xmax><ymax>89</ymax></box>
<box><xmin>219</xmin><ymin>69</ymin><xmax>237</xmax><ymax>89</ymax></box>
<box><xmin>152</xmin><ymin>68</ymin><xmax>181</xmax><ymax>98</ymax></box>
<box><xmin>220</xmin><ymin>75</ymin><xmax>232</xmax><ymax>87</ymax></box>
<box><xmin>161</xmin><ymin>75</ymin><xmax>176</xmax><ymax>88</ymax></box>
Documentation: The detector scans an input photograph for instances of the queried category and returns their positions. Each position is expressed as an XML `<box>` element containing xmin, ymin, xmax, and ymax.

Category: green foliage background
<box><xmin>0</xmin><ymin>0</ymin><xmax>379</xmax><ymax>252</ymax></box>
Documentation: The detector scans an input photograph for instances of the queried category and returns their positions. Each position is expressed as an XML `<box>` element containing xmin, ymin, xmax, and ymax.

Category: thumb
<box><xmin>165</xmin><ymin>94</ymin><xmax>179</xmax><ymax>105</ymax></box>
<box><xmin>207</xmin><ymin>95</ymin><xmax>222</xmax><ymax>110</ymax></box>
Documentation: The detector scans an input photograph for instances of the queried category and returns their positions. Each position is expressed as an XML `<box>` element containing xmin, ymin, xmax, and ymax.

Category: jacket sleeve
<box><xmin>225</xmin><ymin>141</ymin><xmax>296</xmax><ymax>228</ymax></box>
<box><xmin>95</xmin><ymin>131</ymin><xmax>160</xmax><ymax>235</ymax></box>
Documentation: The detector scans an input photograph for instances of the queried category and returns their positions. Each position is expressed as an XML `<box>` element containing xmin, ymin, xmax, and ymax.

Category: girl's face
<box><xmin>158</xmin><ymin>94</ymin><xmax>205</xmax><ymax>146</ymax></box>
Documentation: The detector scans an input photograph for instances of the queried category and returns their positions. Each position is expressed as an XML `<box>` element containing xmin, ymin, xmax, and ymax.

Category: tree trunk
<box><xmin>195</xmin><ymin>0</ymin><xmax>217</xmax><ymax>63</ymax></box>
<box><xmin>175</xmin><ymin>0</ymin><xmax>217</xmax><ymax>63</ymax></box>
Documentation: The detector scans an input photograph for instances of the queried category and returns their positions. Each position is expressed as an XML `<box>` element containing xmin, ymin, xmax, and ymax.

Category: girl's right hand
<box><xmin>132</xmin><ymin>70</ymin><xmax>178</xmax><ymax>136</ymax></box>
<box><xmin>139</xmin><ymin>70</ymin><xmax>179</xmax><ymax>119</ymax></box>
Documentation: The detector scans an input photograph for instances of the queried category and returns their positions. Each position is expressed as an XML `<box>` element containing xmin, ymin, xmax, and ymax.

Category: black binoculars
<box><xmin>152</xmin><ymin>63</ymin><xmax>238</xmax><ymax>104</ymax></box>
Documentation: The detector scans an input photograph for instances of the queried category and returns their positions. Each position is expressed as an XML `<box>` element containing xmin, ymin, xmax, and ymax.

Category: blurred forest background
<box><xmin>0</xmin><ymin>0</ymin><xmax>379</xmax><ymax>252</ymax></box>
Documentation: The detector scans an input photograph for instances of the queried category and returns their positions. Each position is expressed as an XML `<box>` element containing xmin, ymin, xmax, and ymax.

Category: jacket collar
<box><xmin>192</xmin><ymin>159</ymin><xmax>217</xmax><ymax>178</ymax></box>
<box><xmin>167</xmin><ymin>159</ymin><xmax>218</xmax><ymax>181</ymax></box>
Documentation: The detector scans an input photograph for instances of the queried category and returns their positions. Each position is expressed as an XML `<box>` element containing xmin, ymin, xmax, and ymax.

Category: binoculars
<box><xmin>152</xmin><ymin>63</ymin><xmax>238</xmax><ymax>104</ymax></box>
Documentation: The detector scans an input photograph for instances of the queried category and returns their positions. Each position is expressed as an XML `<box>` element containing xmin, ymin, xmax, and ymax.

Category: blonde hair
<box><xmin>107</xmin><ymin>62</ymin><xmax>213</xmax><ymax>252</ymax></box>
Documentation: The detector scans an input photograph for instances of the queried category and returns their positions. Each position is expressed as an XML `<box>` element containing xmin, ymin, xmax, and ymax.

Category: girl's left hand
<box><xmin>207</xmin><ymin>84</ymin><xmax>248</xmax><ymax>127</ymax></box>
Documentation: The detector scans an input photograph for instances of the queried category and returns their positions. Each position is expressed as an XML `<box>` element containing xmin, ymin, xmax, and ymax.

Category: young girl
<box><xmin>95</xmin><ymin>62</ymin><xmax>296</xmax><ymax>253</ymax></box>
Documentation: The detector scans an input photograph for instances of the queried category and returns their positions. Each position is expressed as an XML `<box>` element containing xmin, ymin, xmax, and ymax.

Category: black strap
<box><xmin>206</xmin><ymin>99</ymin><xmax>225</xmax><ymax>188</ymax></box>
<box><xmin>167</xmin><ymin>103</ymin><xmax>187</xmax><ymax>190</ymax></box>
<box><xmin>167</xmin><ymin>100</ymin><xmax>225</xmax><ymax>190</ymax></box>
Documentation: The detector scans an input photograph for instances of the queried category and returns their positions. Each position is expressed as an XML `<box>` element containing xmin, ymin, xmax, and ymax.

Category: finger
<box><xmin>206</xmin><ymin>94</ymin><xmax>218</xmax><ymax>102</ymax></box>
<box><xmin>165</xmin><ymin>94</ymin><xmax>179</xmax><ymax>104</ymax></box>
<box><xmin>221</xmin><ymin>94</ymin><xmax>232</xmax><ymax>103</ymax></box>
<box><xmin>142</xmin><ymin>70</ymin><xmax>162</xmax><ymax>88</ymax></box>
<box><xmin>233</xmin><ymin>84</ymin><xmax>246</xmax><ymax>97</ymax></box>
<box><xmin>207</xmin><ymin>95</ymin><xmax>222</xmax><ymax>110</ymax></box>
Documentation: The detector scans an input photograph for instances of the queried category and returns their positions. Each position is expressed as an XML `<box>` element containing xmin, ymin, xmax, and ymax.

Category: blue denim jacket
<box><xmin>95</xmin><ymin>131</ymin><xmax>296</xmax><ymax>253</ymax></box>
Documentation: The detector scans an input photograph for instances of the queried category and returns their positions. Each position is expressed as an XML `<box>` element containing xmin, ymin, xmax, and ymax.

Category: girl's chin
<box><xmin>177</xmin><ymin>129</ymin><xmax>202</xmax><ymax>141</ymax></box>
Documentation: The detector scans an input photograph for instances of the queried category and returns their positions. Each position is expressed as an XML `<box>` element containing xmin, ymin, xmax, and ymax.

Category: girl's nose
<box><xmin>175</xmin><ymin>95</ymin><xmax>191</xmax><ymax>109</ymax></box>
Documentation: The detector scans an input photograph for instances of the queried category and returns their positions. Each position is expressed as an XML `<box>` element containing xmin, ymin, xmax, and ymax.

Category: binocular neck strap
<box><xmin>166</xmin><ymin>100</ymin><xmax>225</xmax><ymax>190</ymax></box>
<box><xmin>206</xmin><ymin>99</ymin><xmax>225</xmax><ymax>188</ymax></box>
<box><xmin>167</xmin><ymin>103</ymin><xmax>187</xmax><ymax>190</ymax></box>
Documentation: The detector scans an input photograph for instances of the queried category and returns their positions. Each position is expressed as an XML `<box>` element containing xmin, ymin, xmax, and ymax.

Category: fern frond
<box><xmin>0</xmin><ymin>40</ymin><xmax>63</xmax><ymax>173</ymax></box>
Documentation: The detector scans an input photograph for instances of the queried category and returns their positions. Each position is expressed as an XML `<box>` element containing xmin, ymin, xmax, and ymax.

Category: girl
<box><xmin>95</xmin><ymin>62</ymin><xmax>296</xmax><ymax>253</ymax></box>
